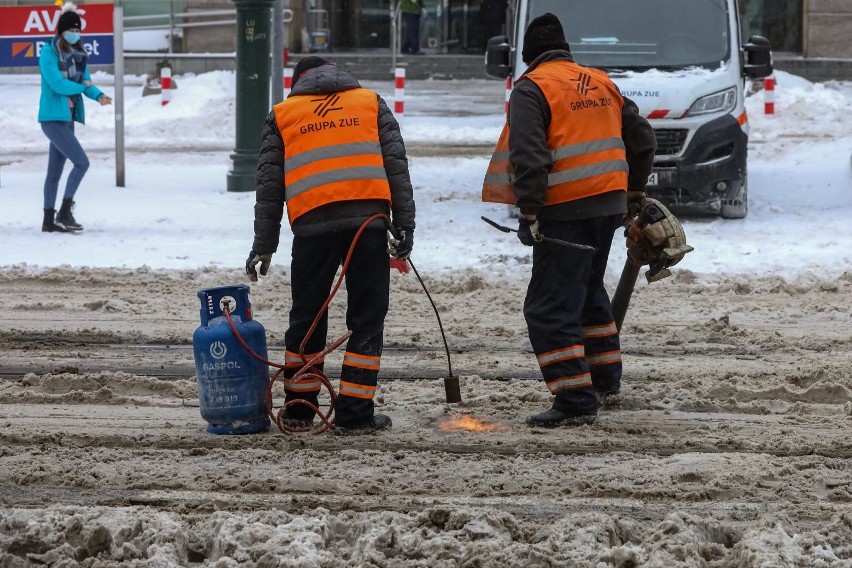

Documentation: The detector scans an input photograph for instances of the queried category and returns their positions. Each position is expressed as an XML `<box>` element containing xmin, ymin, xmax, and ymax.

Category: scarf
<box><xmin>56</xmin><ymin>41</ymin><xmax>88</xmax><ymax>109</ymax></box>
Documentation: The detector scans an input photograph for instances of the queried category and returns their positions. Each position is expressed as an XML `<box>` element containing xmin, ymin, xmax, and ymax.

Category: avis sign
<box><xmin>0</xmin><ymin>4</ymin><xmax>114</xmax><ymax>68</ymax></box>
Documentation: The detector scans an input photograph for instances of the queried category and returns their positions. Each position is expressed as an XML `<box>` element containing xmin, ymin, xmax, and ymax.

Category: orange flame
<box><xmin>437</xmin><ymin>413</ymin><xmax>505</xmax><ymax>432</ymax></box>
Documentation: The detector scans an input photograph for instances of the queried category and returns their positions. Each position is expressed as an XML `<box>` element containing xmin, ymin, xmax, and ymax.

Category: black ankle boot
<box><xmin>42</xmin><ymin>208</ymin><xmax>72</xmax><ymax>233</ymax></box>
<box><xmin>56</xmin><ymin>199</ymin><xmax>83</xmax><ymax>231</ymax></box>
<box><xmin>334</xmin><ymin>414</ymin><xmax>392</xmax><ymax>435</ymax></box>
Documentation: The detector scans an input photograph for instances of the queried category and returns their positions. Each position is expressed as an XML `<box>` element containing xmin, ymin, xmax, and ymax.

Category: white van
<box><xmin>486</xmin><ymin>0</ymin><xmax>773</xmax><ymax>219</ymax></box>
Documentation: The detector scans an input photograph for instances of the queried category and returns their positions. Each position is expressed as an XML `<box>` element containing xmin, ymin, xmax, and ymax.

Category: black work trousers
<box><xmin>283</xmin><ymin>228</ymin><xmax>390</xmax><ymax>425</ymax></box>
<box><xmin>523</xmin><ymin>214</ymin><xmax>623</xmax><ymax>416</ymax></box>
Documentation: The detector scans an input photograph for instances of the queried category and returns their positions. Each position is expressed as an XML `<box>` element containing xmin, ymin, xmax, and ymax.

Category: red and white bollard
<box><xmin>764</xmin><ymin>75</ymin><xmax>775</xmax><ymax>115</ymax></box>
<box><xmin>283</xmin><ymin>67</ymin><xmax>293</xmax><ymax>97</ymax></box>
<box><xmin>394</xmin><ymin>67</ymin><xmax>405</xmax><ymax>116</ymax></box>
<box><xmin>161</xmin><ymin>66</ymin><xmax>172</xmax><ymax>106</ymax></box>
<box><xmin>505</xmin><ymin>75</ymin><xmax>512</xmax><ymax>115</ymax></box>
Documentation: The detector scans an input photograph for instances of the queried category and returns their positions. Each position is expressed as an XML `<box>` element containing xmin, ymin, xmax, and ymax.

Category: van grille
<box><xmin>654</xmin><ymin>129</ymin><xmax>688</xmax><ymax>156</ymax></box>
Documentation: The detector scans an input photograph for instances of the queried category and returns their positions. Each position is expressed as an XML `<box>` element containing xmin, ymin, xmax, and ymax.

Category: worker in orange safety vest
<box><xmin>483</xmin><ymin>14</ymin><xmax>658</xmax><ymax>427</ymax></box>
<box><xmin>247</xmin><ymin>57</ymin><xmax>416</xmax><ymax>435</ymax></box>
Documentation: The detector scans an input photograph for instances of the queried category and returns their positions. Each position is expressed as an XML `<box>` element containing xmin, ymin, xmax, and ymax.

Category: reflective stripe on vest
<box><xmin>275</xmin><ymin>88</ymin><xmax>391</xmax><ymax>224</ymax></box>
<box><xmin>482</xmin><ymin>61</ymin><xmax>628</xmax><ymax>205</ymax></box>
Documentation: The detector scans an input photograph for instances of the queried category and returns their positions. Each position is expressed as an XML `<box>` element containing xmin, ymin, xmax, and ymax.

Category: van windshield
<box><xmin>527</xmin><ymin>0</ymin><xmax>730</xmax><ymax>70</ymax></box>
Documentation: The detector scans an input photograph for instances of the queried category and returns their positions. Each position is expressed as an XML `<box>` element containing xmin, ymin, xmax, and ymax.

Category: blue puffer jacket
<box><xmin>38</xmin><ymin>37</ymin><xmax>104</xmax><ymax>124</ymax></box>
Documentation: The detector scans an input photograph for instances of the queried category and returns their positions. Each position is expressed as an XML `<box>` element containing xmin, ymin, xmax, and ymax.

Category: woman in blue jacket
<box><xmin>38</xmin><ymin>7</ymin><xmax>111</xmax><ymax>232</ymax></box>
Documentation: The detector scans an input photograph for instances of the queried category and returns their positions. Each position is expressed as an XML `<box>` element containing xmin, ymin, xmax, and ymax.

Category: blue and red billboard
<box><xmin>0</xmin><ymin>4</ymin><xmax>114</xmax><ymax>67</ymax></box>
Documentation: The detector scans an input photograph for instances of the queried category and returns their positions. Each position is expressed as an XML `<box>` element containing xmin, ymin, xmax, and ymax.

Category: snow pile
<box><xmin>3</xmin><ymin>506</ymin><xmax>852</xmax><ymax>566</ymax></box>
<box><xmin>0</xmin><ymin>70</ymin><xmax>850</xmax><ymax>277</ymax></box>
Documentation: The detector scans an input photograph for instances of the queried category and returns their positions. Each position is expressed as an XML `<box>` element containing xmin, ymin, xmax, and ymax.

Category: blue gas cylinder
<box><xmin>193</xmin><ymin>285</ymin><xmax>271</xmax><ymax>435</ymax></box>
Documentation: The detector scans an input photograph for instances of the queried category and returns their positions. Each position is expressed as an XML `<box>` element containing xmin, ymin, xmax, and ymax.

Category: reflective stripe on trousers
<box><xmin>339</xmin><ymin>380</ymin><xmax>377</xmax><ymax>400</ymax></box>
<box><xmin>283</xmin><ymin>229</ymin><xmax>390</xmax><ymax>422</ymax></box>
<box><xmin>343</xmin><ymin>351</ymin><xmax>381</xmax><ymax>371</ymax></box>
<box><xmin>282</xmin><ymin>349</ymin><xmax>324</xmax><ymax>394</ymax></box>
<box><xmin>523</xmin><ymin>215</ymin><xmax>623</xmax><ymax>414</ymax></box>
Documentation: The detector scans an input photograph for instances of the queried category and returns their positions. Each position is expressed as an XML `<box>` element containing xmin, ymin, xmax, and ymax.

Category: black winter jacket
<box><xmin>508</xmin><ymin>50</ymin><xmax>657</xmax><ymax>221</ymax></box>
<box><xmin>252</xmin><ymin>63</ymin><xmax>416</xmax><ymax>253</ymax></box>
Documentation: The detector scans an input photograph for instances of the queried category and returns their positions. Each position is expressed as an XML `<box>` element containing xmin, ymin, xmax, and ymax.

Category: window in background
<box><xmin>740</xmin><ymin>0</ymin><xmax>802</xmax><ymax>53</ymax></box>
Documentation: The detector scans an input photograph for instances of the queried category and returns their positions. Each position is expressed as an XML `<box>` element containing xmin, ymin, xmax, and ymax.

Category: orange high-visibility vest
<box><xmin>275</xmin><ymin>88</ymin><xmax>391</xmax><ymax>224</ymax></box>
<box><xmin>482</xmin><ymin>61</ymin><xmax>628</xmax><ymax>206</ymax></box>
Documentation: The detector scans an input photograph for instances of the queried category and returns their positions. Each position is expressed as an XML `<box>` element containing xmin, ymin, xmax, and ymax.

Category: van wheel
<box><xmin>720</xmin><ymin>181</ymin><xmax>748</xmax><ymax>219</ymax></box>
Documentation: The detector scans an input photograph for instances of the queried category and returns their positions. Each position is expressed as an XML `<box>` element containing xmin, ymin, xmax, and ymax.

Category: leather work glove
<box><xmin>626</xmin><ymin>190</ymin><xmax>646</xmax><ymax>219</ymax></box>
<box><xmin>517</xmin><ymin>218</ymin><xmax>541</xmax><ymax>247</ymax></box>
<box><xmin>626</xmin><ymin>198</ymin><xmax>694</xmax><ymax>282</ymax></box>
<box><xmin>390</xmin><ymin>228</ymin><xmax>414</xmax><ymax>260</ymax></box>
<box><xmin>246</xmin><ymin>250</ymin><xmax>273</xmax><ymax>282</ymax></box>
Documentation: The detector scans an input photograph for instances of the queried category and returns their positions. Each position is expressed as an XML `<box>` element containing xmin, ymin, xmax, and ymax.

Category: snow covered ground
<box><xmin>2</xmin><ymin>69</ymin><xmax>852</xmax><ymax>567</ymax></box>
<box><xmin>1</xmin><ymin>70</ymin><xmax>851</xmax><ymax>277</ymax></box>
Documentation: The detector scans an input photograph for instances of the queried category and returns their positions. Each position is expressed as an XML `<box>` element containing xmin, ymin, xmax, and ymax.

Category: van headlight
<box><xmin>686</xmin><ymin>88</ymin><xmax>737</xmax><ymax>116</ymax></box>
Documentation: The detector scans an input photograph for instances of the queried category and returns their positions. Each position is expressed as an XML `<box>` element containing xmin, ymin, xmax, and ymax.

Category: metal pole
<box><xmin>462</xmin><ymin>0</ymin><xmax>468</xmax><ymax>49</ymax></box>
<box><xmin>168</xmin><ymin>0</ymin><xmax>175</xmax><ymax>55</ymax></box>
<box><xmin>113</xmin><ymin>3</ymin><xmax>125</xmax><ymax>187</ymax></box>
<box><xmin>441</xmin><ymin>0</ymin><xmax>449</xmax><ymax>54</ymax></box>
<box><xmin>390</xmin><ymin>0</ymin><xmax>397</xmax><ymax>72</ymax></box>
<box><xmin>228</xmin><ymin>0</ymin><xmax>276</xmax><ymax>192</ymax></box>
<box><xmin>272</xmin><ymin>0</ymin><xmax>284</xmax><ymax>105</ymax></box>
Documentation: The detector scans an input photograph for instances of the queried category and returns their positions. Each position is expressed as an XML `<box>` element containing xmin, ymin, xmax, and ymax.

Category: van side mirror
<box><xmin>744</xmin><ymin>35</ymin><xmax>773</xmax><ymax>79</ymax></box>
<box><xmin>485</xmin><ymin>35</ymin><xmax>512</xmax><ymax>79</ymax></box>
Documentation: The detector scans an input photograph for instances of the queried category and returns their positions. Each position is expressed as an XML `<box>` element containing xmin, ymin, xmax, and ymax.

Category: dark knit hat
<box><xmin>57</xmin><ymin>10</ymin><xmax>82</xmax><ymax>36</ymax></box>
<box><xmin>292</xmin><ymin>56</ymin><xmax>331</xmax><ymax>87</ymax></box>
<box><xmin>522</xmin><ymin>13</ymin><xmax>570</xmax><ymax>63</ymax></box>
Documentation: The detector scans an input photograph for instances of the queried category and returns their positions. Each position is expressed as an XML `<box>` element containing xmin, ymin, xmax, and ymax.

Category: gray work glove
<box><xmin>626</xmin><ymin>190</ymin><xmax>646</xmax><ymax>219</ymax></box>
<box><xmin>390</xmin><ymin>228</ymin><xmax>414</xmax><ymax>260</ymax></box>
<box><xmin>517</xmin><ymin>218</ymin><xmax>541</xmax><ymax>247</ymax></box>
<box><xmin>246</xmin><ymin>250</ymin><xmax>272</xmax><ymax>282</ymax></box>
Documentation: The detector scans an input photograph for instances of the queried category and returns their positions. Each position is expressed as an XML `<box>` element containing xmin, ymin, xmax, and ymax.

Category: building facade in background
<box><xmin>306</xmin><ymin>0</ymin><xmax>849</xmax><ymax>58</ymax></box>
<box><xmin>0</xmin><ymin>0</ymin><xmax>848</xmax><ymax>59</ymax></box>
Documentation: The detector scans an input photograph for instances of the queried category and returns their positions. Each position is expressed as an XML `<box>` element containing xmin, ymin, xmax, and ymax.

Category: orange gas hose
<box><xmin>225</xmin><ymin>213</ymin><xmax>391</xmax><ymax>435</ymax></box>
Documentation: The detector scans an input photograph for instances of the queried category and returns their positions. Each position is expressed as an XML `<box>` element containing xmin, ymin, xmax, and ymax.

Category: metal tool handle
<box><xmin>481</xmin><ymin>216</ymin><xmax>513</xmax><ymax>233</ymax></box>
<box><xmin>611</xmin><ymin>258</ymin><xmax>640</xmax><ymax>332</ymax></box>
<box><xmin>480</xmin><ymin>216</ymin><xmax>596</xmax><ymax>251</ymax></box>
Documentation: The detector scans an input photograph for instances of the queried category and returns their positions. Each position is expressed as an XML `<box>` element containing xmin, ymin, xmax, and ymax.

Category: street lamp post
<box><xmin>228</xmin><ymin>0</ymin><xmax>276</xmax><ymax>192</ymax></box>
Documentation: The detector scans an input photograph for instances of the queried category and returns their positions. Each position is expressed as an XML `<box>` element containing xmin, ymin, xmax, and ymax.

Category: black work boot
<box><xmin>281</xmin><ymin>392</ymin><xmax>319</xmax><ymax>428</ymax></box>
<box><xmin>282</xmin><ymin>417</ymin><xmax>315</xmax><ymax>429</ymax></box>
<box><xmin>596</xmin><ymin>389</ymin><xmax>622</xmax><ymax>407</ymax></box>
<box><xmin>281</xmin><ymin>409</ymin><xmax>316</xmax><ymax>429</ymax></box>
<box><xmin>42</xmin><ymin>208</ymin><xmax>72</xmax><ymax>233</ymax></box>
<box><xmin>56</xmin><ymin>198</ymin><xmax>83</xmax><ymax>231</ymax></box>
<box><xmin>526</xmin><ymin>407</ymin><xmax>597</xmax><ymax>428</ymax></box>
<box><xmin>334</xmin><ymin>414</ymin><xmax>392</xmax><ymax>435</ymax></box>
